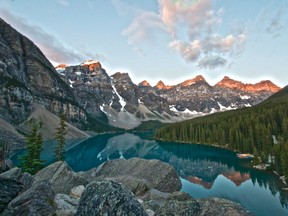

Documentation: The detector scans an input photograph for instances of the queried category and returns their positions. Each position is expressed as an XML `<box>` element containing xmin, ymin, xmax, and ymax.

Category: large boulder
<box><xmin>82</xmin><ymin>158</ymin><xmax>181</xmax><ymax>194</ymax></box>
<box><xmin>197</xmin><ymin>198</ymin><xmax>252</xmax><ymax>216</ymax></box>
<box><xmin>0</xmin><ymin>177</ymin><xmax>23</xmax><ymax>213</ymax></box>
<box><xmin>33</xmin><ymin>161</ymin><xmax>88</xmax><ymax>194</ymax></box>
<box><xmin>76</xmin><ymin>181</ymin><xmax>148</xmax><ymax>216</ymax></box>
<box><xmin>0</xmin><ymin>167</ymin><xmax>34</xmax><ymax>190</ymax></box>
<box><xmin>141</xmin><ymin>189</ymin><xmax>200</xmax><ymax>215</ymax></box>
<box><xmin>0</xmin><ymin>167</ymin><xmax>21</xmax><ymax>180</ymax></box>
<box><xmin>54</xmin><ymin>193</ymin><xmax>79</xmax><ymax>216</ymax></box>
<box><xmin>3</xmin><ymin>181</ymin><xmax>56</xmax><ymax>216</ymax></box>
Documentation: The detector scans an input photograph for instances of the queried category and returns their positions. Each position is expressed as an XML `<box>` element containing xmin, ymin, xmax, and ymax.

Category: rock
<box><xmin>3</xmin><ymin>180</ymin><xmax>56</xmax><ymax>216</ymax></box>
<box><xmin>0</xmin><ymin>177</ymin><xmax>23</xmax><ymax>213</ymax></box>
<box><xmin>197</xmin><ymin>198</ymin><xmax>253</xmax><ymax>216</ymax></box>
<box><xmin>76</xmin><ymin>180</ymin><xmax>148</xmax><ymax>216</ymax></box>
<box><xmin>70</xmin><ymin>185</ymin><xmax>85</xmax><ymax>198</ymax></box>
<box><xmin>155</xmin><ymin>192</ymin><xmax>200</xmax><ymax>216</ymax></box>
<box><xmin>141</xmin><ymin>189</ymin><xmax>200</xmax><ymax>215</ymax></box>
<box><xmin>55</xmin><ymin>193</ymin><xmax>79</xmax><ymax>216</ymax></box>
<box><xmin>19</xmin><ymin>172</ymin><xmax>34</xmax><ymax>190</ymax></box>
<box><xmin>0</xmin><ymin>167</ymin><xmax>34</xmax><ymax>191</ymax></box>
<box><xmin>82</xmin><ymin>158</ymin><xmax>181</xmax><ymax>194</ymax></box>
<box><xmin>33</xmin><ymin>161</ymin><xmax>88</xmax><ymax>194</ymax></box>
<box><xmin>0</xmin><ymin>167</ymin><xmax>21</xmax><ymax>180</ymax></box>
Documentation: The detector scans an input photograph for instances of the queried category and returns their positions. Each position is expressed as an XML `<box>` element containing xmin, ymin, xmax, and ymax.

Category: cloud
<box><xmin>120</xmin><ymin>0</ymin><xmax>246</xmax><ymax>69</ymax></box>
<box><xmin>159</xmin><ymin>0</ymin><xmax>222</xmax><ymax>39</ymax></box>
<box><xmin>198</xmin><ymin>56</ymin><xmax>227</xmax><ymax>69</ymax></box>
<box><xmin>265</xmin><ymin>10</ymin><xmax>283</xmax><ymax>38</ymax></box>
<box><xmin>169</xmin><ymin>39</ymin><xmax>201</xmax><ymax>61</ymax></box>
<box><xmin>158</xmin><ymin>0</ymin><xmax>246</xmax><ymax>68</ymax></box>
<box><xmin>0</xmin><ymin>8</ymin><xmax>103</xmax><ymax>64</ymax></box>
<box><xmin>122</xmin><ymin>11</ymin><xmax>166</xmax><ymax>44</ymax></box>
<box><xmin>169</xmin><ymin>33</ymin><xmax>246</xmax><ymax>64</ymax></box>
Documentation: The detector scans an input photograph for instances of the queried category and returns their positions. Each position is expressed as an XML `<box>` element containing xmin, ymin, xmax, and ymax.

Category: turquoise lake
<box><xmin>11</xmin><ymin>132</ymin><xmax>288</xmax><ymax>216</ymax></box>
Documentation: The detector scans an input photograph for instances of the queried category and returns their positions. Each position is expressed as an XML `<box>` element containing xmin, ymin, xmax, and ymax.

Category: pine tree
<box><xmin>20</xmin><ymin>119</ymin><xmax>44</xmax><ymax>174</ymax></box>
<box><xmin>54</xmin><ymin>113</ymin><xmax>68</xmax><ymax>161</ymax></box>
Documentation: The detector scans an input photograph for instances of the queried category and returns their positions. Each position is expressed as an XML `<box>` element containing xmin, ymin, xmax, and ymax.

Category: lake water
<box><xmin>11</xmin><ymin>132</ymin><xmax>288</xmax><ymax>216</ymax></box>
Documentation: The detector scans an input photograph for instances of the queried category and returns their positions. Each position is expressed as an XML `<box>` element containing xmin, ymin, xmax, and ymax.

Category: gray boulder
<box><xmin>76</xmin><ymin>180</ymin><xmax>148</xmax><ymax>216</ymax></box>
<box><xmin>197</xmin><ymin>198</ymin><xmax>253</xmax><ymax>216</ymax></box>
<box><xmin>0</xmin><ymin>177</ymin><xmax>23</xmax><ymax>213</ymax></box>
<box><xmin>55</xmin><ymin>193</ymin><xmax>79</xmax><ymax>216</ymax></box>
<box><xmin>82</xmin><ymin>158</ymin><xmax>181</xmax><ymax>194</ymax></box>
<box><xmin>0</xmin><ymin>167</ymin><xmax>21</xmax><ymax>180</ymax></box>
<box><xmin>3</xmin><ymin>180</ymin><xmax>56</xmax><ymax>216</ymax></box>
<box><xmin>0</xmin><ymin>167</ymin><xmax>34</xmax><ymax>190</ymax></box>
<box><xmin>141</xmin><ymin>189</ymin><xmax>200</xmax><ymax>215</ymax></box>
<box><xmin>33</xmin><ymin>161</ymin><xmax>88</xmax><ymax>194</ymax></box>
<box><xmin>156</xmin><ymin>192</ymin><xmax>200</xmax><ymax>216</ymax></box>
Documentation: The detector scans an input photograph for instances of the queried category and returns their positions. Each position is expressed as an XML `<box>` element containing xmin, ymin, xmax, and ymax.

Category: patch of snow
<box><xmin>240</xmin><ymin>95</ymin><xmax>251</xmax><ymax>100</ymax></box>
<box><xmin>210</xmin><ymin>108</ymin><xmax>217</xmax><ymax>113</ymax></box>
<box><xmin>217</xmin><ymin>102</ymin><xmax>226</xmax><ymax>110</ymax></box>
<box><xmin>75</xmin><ymin>71</ymin><xmax>82</xmax><ymax>76</ymax></box>
<box><xmin>211</xmin><ymin>98</ymin><xmax>215</xmax><ymax>101</ymax></box>
<box><xmin>100</xmin><ymin>106</ymin><xmax>107</xmax><ymax>114</ymax></box>
<box><xmin>69</xmin><ymin>79</ymin><xmax>75</xmax><ymax>84</ymax></box>
<box><xmin>170</xmin><ymin>106</ymin><xmax>178</xmax><ymax>112</ymax></box>
<box><xmin>244</xmin><ymin>103</ymin><xmax>251</xmax><ymax>107</ymax></box>
<box><xmin>56</xmin><ymin>69</ymin><xmax>65</xmax><ymax>73</ymax></box>
<box><xmin>182</xmin><ymin>108</ymin><xmax>195</xmax><ymax>114</ymax></box>
<box><xmin>69</xmin><ymin>84</ymin><xmax>73</xmax><ymax>88</ymax></box>
<box><xmin>111</xmin><ymin>82</ymin><xmax>126</xmax><ymax>110</ymax></box>
<box><xmin>170</xmin><ymin>106</ymin><xmax>201</xmax><ymax>115</ymax></box>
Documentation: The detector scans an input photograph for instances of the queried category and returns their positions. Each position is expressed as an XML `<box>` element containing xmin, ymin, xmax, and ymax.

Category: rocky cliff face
<box><xmin>0</xmin><ymin>18</ymin><xmax>86</xmax><ymax>128</ymax></box>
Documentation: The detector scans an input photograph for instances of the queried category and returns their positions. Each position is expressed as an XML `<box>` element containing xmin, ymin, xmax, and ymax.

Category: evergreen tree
<box><xmin>20</xmin><ymin>119</ymin><xmax>44</xmax><ymax>174</ymax></box>
<box><xmin>54</xmin><ymin>113</ymin><xmax>68</xmax><ymax>161</ymax></box>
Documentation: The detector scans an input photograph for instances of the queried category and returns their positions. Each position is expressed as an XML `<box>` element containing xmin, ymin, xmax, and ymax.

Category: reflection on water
<box><xmin>11</xmin><ymin>132</ymin><xmax>288</xmax><ymax>216</ymax></box>
<box><xmin>97</xmin><ymin>133</ymin><xmax>158</xmax><ymax>160</ymax></box>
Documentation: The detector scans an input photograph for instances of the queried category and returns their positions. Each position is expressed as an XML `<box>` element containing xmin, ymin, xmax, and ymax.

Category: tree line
<box><xmin>20</xmin><ymin>113</ymin><xmax>68</xmax><ymax>174</ymax></box>
<box><xmin>156</xmin><ymin>87</ymin><xmax>288</xmax><ymax>181</ymax></box>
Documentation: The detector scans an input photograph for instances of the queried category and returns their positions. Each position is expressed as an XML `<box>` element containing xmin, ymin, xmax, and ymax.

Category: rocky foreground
<box><xmin>0</xmin><ymin>158</ymin><xmax>252</xmax><ymax>216</ymax></box>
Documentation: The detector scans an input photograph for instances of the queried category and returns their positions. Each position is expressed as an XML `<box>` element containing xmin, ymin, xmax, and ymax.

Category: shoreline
<box><xmin>156</xmin><ymin>137</ymin><xmax>288</xmax><ymax>190</ymax></box>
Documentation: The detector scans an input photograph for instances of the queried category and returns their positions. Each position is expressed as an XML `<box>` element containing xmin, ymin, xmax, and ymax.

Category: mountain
<box><xmin>57</xmin><ymin>61</ymin><xmax>281</xmax><ymax>129</ymax></box>
<box><xmin>155</xmin><ymin>80</ymin><xmax>172</xmax><ymax>90</ymax></box>
<box><xmin>215</xmin><ymin>76</ymin><xmax>280</xmax><ymax>93</ymax></box>
<box><xmin>138</xmin><ymin>80</ymin><xmax>151</xmax><ymax>87</ymax></box>
<box><xmin>0</xmin><ymin>18</ymin><xmax>84</xmax><ymax>125</ymax></box>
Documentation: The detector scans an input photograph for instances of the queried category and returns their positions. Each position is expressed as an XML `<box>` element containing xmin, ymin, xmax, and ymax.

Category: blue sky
<box><xmin>0</xmin><ymin>0</ymin><xmax>287</xmax><ymax>87</ymax></box>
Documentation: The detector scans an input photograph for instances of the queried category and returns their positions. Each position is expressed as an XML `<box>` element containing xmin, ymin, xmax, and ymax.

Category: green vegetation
<box><xmin>20</xmin><ymin>119</ymin><xmax>44</xmax><ymax>174</ymax></box>
<box><xmin>156</xmin><ymin>86</ymin><xmax>288</xmax><ymax>181</ymax></box>
<box><xmin>54</xmin><ymin>113</ymin><xmax>68</xmax><ymax>161</ymax></box>
<box><xmin>130</xmin><ymin>120</ymin><xmax>166</xmax><ymax>132</ymax></box>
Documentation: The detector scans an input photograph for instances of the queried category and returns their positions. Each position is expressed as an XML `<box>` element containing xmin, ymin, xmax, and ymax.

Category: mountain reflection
<box><xmin>97</xmin><ymin>133</ymin><xmax>158</xmax><ymax>160</ymax></box>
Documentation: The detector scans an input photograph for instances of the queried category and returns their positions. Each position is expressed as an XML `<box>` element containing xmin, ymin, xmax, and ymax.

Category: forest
<box><xmin>155</xmin><ymin>86</ymin><xmax>288</xmax><ymax>181</ymax></box>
